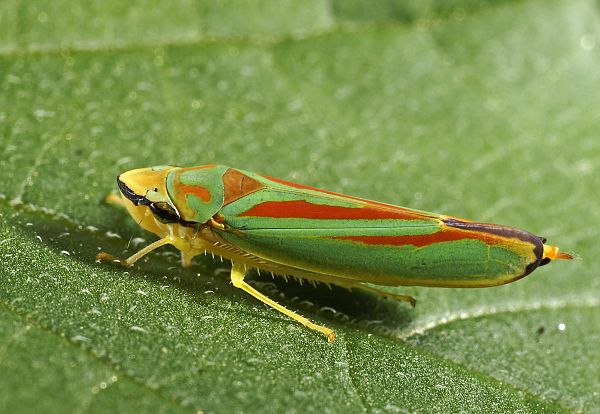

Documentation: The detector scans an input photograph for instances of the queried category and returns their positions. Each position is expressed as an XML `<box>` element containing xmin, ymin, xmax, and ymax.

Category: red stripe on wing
<box><xmin>239</xmin><ymin>200</ymin><xmax>429</xmax><ymax>220</ymax></box>
<box><xmin>263</xmin><ymin>175</ymin><xmax>435</xmax><ymax>219</ymax></box>
<box><xmin>334</xmin><ymin>229</ymin><xmax>499</xmax><ymax>247</ymax></box>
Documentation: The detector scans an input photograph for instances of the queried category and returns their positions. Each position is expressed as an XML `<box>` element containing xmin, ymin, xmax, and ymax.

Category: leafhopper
<box><xmin>97</xmin><ymin>165</ymin><xmax>572</xmax><ymax>342</ymax></box>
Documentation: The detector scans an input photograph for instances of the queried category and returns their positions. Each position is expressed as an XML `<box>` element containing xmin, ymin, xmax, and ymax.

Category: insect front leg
<box><xmin>96</xmin><ymin>237</ymin><xmax>172</xmax><ymax>267</ymax></box>
<box><xmin>104</xmin><ymin>193</ymin><xmax>128</xmax><ymax>208</ymax></box>
<box><xmin>229</xmin><ymin>262</ymin><xmax>336</xmax><ymax>342</ymax></box>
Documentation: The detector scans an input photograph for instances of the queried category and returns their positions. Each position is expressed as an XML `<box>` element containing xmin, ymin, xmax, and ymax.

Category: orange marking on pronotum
<box><xmin>177</xmin><ymin>183</ymin><xmax>212</xmax><ymax>203</ymax></box>
<box><xmin>240</xmin><ymin>200</ymin><xmax>429</xmax><ymax>221</ymax></box>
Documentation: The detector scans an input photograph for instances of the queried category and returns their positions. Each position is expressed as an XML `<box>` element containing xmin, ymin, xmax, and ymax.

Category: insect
<box><xmin>97</xmin><ymin>165</ymin><xmax>573</xmax><ymax>342</ymax></box>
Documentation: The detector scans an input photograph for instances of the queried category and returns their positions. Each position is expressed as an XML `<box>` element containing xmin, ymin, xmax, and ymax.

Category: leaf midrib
<box><xmin>0</xmin><ymin>277</ymin><xmax>573</xmax><ymax>413</ymax></box>
<box><xmin>0</xmin><ymin>197</ymin><xmax>582</xmax><ymax>413</ymax></box>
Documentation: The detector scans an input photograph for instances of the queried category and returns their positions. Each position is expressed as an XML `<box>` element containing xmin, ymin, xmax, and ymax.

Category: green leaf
<box><xmin>1</xmin><ymin>0</ymin><xmax>598</xmax><ymax>412</ymax></box>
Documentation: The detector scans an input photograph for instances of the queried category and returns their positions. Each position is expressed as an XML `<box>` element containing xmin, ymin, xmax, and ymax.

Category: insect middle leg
<box><xmin>229</xmin><ymin>262</ymin><xmax>336</xmax><ymax>342</ymax></box>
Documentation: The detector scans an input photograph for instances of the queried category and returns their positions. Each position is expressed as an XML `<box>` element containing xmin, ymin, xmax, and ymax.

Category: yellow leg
<box><xmin>230</xmin><ymin>262</ymin><xmax>336</xmax><ymax>342</ymax></box>
<box><xmin>96</xmin><ymin>237</ymin><xmax>172</xmax><ymax>267</ymax></box>
<box><xmin>180</xmin><ymin>251</ymin><xmax>195</xmax><ymax>268</ymax></box>
<box><xmin>353</xmin><ymin>284</ymin><xmax>416</xmax><ymax>307</ymax></box>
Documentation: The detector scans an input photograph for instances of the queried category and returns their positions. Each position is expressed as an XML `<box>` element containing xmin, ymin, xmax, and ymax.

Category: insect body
<box><xmin>97</xmin><ymin>165</ymin><xmax>573</xmax><ymax>342</ymax></box>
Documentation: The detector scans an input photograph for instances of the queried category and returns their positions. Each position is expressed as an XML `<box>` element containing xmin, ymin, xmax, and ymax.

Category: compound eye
<box><xmin>149</xmin><ymin>202</ymin><xmax>180</xmax><ymax>223</ymax></box>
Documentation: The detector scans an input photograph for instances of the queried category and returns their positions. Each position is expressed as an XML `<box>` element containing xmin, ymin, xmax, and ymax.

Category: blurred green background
<box><xmin>1</xmin><ymin>1</ymin><xmax>599</xmax><ymax>413</ymax></box>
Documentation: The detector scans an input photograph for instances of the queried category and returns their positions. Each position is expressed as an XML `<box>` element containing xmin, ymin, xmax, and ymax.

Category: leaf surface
<box><xmin>1</xmin><ymin>1</ymin><xmax>598</xmax><ymax>412</ymax></box>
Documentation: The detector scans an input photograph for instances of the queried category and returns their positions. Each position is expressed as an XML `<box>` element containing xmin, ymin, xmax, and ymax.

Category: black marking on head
<box><xmin>539</xmin><ymin>257</ymin><xmax>551</xmax><ymax>266</ymax></box>
<box><xmin>149</xmin><ymin>201</ymin><xmax>180</xmax><ymax>223</ymax></box>
<box><xmin>117</xmin><ymin>175</ymin><xmax>144</xmax><ymax>205</ymax></box>
<box><xmin>117</xmin><ymin>175</ymin><xmax>181</xmax><ymax>224</ymax></box>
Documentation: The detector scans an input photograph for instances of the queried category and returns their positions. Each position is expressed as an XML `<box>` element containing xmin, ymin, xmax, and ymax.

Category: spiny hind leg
<box><xmin>96</xmin><ymin>237</ymin><xmax>172</xmax><ymax>267</ymax></box>
<box><xmin>335</xmin><ymin>281</ymin><xmax>416</xmax><ymax>307</ymax></box>
<box><xmin>230</xmin><ymin>262</ymin><xmax>336</xmax><ymax>342</ymax></box>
